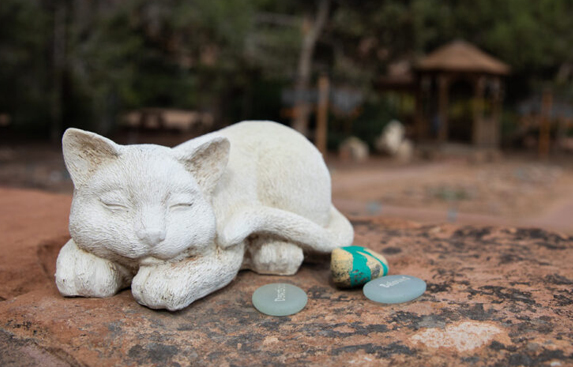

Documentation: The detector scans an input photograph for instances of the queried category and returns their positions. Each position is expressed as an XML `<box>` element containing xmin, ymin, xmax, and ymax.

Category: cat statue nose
<box><xmin>137</xmin><ymin>228</ymin><xmax>166</xmax><ymax>246</ymax></box>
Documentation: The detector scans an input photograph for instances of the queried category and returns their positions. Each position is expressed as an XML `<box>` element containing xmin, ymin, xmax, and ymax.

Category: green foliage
<box><xmin>413</xmin><ymin>0</ymin><xmax>573</xmax><ymax>73</ymax></box>
<box><xmin>247</xmin><ymin>78</ymin><xmax>286</xmax><ymax>122</ymax></box>
<box><xmin>65</xmin><ymin>4</ymin><xmax>144</xmax><ymax>131</ymax></box>
<box><xmin>0</xmin><ymin>0</ymin><xmax>51</xmax><ymax>134</ymax></box>
<box><xmin>1</xmin><ymin>0</ymin><xmax>572</xmax><ymax>138</ymax></box>
<box><xmin>330</xmin><ymin>0</ymin><xmax>573</xmax><ymax>76</ymax></box>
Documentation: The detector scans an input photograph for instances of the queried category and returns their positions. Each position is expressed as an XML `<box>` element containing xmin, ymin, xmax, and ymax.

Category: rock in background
<box><xmin>339</xmin><ymin>137</ymin><xmax>369</xmax><ymax>162</ymax></box>
<box><xmin>375</xmin><ymin>120</ymin><xmax>414</xmax><ymax>163</ymax></box>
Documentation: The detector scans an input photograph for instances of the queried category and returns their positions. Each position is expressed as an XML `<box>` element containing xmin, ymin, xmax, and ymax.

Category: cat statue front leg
<box><xmin>242</xmin><ymin>237</ymin><xmax>304</xmax><ymax>276</ymax></box>
<box><xmin>131</xmin><ymin>246</ymin><xmax>244</xmax><ymax>311</ymax></box>
<box><xmin>55</xmin><ymin>239</ymin><xmax>133</xmax><ymax>298</ymax></box>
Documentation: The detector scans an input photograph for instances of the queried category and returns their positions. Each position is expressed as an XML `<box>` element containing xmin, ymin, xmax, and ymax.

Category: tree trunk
<box><xmin>291</xmin><ymin>0</ymin><xmax>330</xmax><ymax>136</ymax></box>
<box><xmin>315</xmin><ymin>73</ymin><xmax>330</xmax><ymax>155</ymax></box>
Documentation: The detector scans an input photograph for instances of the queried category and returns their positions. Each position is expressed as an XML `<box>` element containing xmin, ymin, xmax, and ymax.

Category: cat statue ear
<box><xmin>174</xmin><ymin>135</ymin><xmax>230</xmax><ymax>195</ymax></box>
<box><xmin>62</xmin><ymin>128</ymin><xmax>121</xmax><ymax>187</ymax></box>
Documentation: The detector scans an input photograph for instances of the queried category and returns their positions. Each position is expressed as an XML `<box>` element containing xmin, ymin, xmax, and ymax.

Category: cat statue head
<box><xmin>63</xmin><ymin>128</ymin><xmax>230</xmax><ymax>265</ymax></box>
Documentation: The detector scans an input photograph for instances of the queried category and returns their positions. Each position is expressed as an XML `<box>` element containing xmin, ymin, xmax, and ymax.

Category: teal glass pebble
<box><xmin>363</xmin><ymin>275</ymin><xmax>426</xmax><ymax>304</ymax></box>
<box><xmin>252</xmin><ymin>283</ymin><xmax>308</xmax><ymax>316</ymax></box>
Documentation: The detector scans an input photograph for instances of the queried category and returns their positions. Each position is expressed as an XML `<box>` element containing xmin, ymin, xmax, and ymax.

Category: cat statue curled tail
<box><xmin>55</xmin><ymin>120</ymin><xmax>354</xmax><ymax>311</ymax></box>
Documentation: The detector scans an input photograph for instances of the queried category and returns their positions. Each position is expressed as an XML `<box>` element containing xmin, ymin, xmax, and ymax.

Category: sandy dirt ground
<box><xmin>330</xmin><ymin>155</ymin><xmax>573</xmax><ymax>234</ymax></box>
<box><xmin>1</xmin><ymin>142</ymin><xmax>573</xmax><ymax>234</ymax></box>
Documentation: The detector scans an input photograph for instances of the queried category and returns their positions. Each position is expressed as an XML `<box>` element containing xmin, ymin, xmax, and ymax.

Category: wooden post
<box><xmin>315</xmin><ymin>73</ymin><xmax>330</xmax><ymax>156</ymax></box>
<box><xmin>556</xmin><ymin>116</ymin><xmax>567</xmax><ymax>151</ymax></box>
<box><xmin>539</xmin><ymin>89</ymin><xmax>552</xmax><ymax>158</ymax></box>
<box><xmin>414</xmin><ymin>76</ymin><xmax>425</xmax><ymax>141</ymax></box>
<box><xmin>438</xmin><ymin>74</ymin><xmax>450</xmax><ymax>143</ymax></box>
<box><xmin>490</xmin><ymin>77</ymin><xmax>502</xmax><ymax>148</ymax></box>
<box><xmin>472</xmin><ymin>76</ymin><xmax>485</xmax><ymax>147</ymax></box>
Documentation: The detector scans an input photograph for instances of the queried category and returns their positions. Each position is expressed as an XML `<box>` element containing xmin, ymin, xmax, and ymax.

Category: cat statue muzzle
<box><xmin>55</xmin><ymin>120</ymin><xmax>354</xmax><ymax>311</ymax></box>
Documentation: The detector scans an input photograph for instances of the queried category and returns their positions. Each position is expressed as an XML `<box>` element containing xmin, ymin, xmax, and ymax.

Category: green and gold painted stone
<box><xmin>331</xmin><ymin>246</ymin><xmax>389</xmax><ymax>288</ymax></box>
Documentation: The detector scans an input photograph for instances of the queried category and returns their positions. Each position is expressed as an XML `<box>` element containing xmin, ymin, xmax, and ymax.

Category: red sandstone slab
<box><xmin>0</xmin><ymin>188</ymin><xmax>71</xmax><ymax>300</ymax></box>
<box><xmin>0</xmin><ymin>189</ymin><xmax>572</xmax><ymax>366</ymax></box>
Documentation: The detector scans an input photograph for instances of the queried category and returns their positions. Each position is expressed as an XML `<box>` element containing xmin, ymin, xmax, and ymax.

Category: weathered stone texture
<box><xmin>1</xmin><ymin>188</ymin><xmax>572</xmax><ymax>366</ymax></box>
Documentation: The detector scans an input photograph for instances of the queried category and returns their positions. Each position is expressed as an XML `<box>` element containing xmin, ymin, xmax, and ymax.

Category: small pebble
<box><xmin>331</xmin><ymin>246</ymin><xmax>389</xmax><ymax>288</ymax></box>
<box><xmin>252</xmin><ymin>283</ymin><xmax>307</xmax><ymax>316</ymax></box>
<box><xmin>447</xmin><ymin>207</ymin><xmax>458</xmax><ymax>222</ymax></box>
<box><xmin>363</xmin><ymin>275</ymin><xmax>426</xmax><ymax>304</ymax></box>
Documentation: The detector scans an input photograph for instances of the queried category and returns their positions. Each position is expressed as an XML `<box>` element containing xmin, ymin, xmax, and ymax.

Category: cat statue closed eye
<box><xmin>55</xmin><ymin>120</ymin><xmax>354</xmax><ymax>311</ymax></box>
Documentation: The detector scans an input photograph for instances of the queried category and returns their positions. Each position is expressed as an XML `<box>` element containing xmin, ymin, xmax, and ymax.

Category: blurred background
<box><xmin>1</xmin><ymin>0</ymin><xmax>573</xmax><ymax>233</ymax></box>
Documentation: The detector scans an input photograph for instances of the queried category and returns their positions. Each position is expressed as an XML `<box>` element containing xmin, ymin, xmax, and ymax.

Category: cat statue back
<box><xmin>56</xmin><ymin>121</ymin><xmax>353</xmax><ymax>310</ymax></box>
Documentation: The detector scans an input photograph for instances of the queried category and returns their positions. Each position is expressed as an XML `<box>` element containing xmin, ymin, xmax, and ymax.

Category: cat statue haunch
<box><xmin>55</xmin><ymin>121</ymin><xmax>354</xmax><ymax>311</ymax></box>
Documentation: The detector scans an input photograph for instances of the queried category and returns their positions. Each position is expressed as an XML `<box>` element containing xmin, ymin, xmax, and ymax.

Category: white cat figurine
<box><xmin>55</xmin><ymin>121</ymin><xmax>354</xmax><ymax>311</ymax></box>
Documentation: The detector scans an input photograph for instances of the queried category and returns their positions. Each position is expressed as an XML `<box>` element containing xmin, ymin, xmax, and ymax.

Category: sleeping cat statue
<box><xmin>55</xmin><ymin>121</ymin><xmax>354</xmax><ymax>311</ymax></box>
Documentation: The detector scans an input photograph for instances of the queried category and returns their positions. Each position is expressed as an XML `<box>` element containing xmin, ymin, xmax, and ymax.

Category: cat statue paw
<box><xmin>55</xmin><ymin>121</ymin><xmax>354</xmax><ymax>311</ymax></box>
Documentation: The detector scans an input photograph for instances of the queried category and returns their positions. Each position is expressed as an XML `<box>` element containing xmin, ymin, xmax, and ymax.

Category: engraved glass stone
<box><xmin>363</xmin><ymin>275</ymin><xmax>426</xmax><ymax>304</ymax></box>
<box><xmin>252</xmin><ymin>283</ymin><xmax>308</xmax><ymax>316</ymax></box>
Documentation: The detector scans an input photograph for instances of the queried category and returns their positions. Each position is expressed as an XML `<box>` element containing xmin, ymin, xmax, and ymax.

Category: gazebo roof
<box><xmin>417</xmin><ymin>40</ymin><xmax>510</xmax><ymax>75</ymax></box>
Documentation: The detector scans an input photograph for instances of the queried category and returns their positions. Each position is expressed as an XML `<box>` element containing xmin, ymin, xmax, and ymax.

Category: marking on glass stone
<box><xmin>274</xmin><ymin>284</ymin><xmax>286</xmax><ymax>302</ymax></box>
<box><xmin>379</xmin><ymin>275</ymin><xmax>410</xmax><ymax>288</ymax></box>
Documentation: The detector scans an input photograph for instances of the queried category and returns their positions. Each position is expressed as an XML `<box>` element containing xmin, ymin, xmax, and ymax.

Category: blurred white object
<box><xmin>376</xmin><ymin>120</ymin><xmax>414</xmax><ymax>162</ymax></box>
<box><xmin>396</xmin><ymin>139</ymin><xmax>414</xmax><ymax>163</ymax></box>
<box><xmin>339</xmin><ymin>136</ymin><xmax>369</xmax><ymax>162</ymax></box>
<box><xmin>376</xmin><ymin>120</ymin><xmax>404</xmax><ymax>154</ymax></box>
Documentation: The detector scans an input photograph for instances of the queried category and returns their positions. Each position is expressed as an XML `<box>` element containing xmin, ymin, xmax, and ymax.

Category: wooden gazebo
<box><xmin>414</xmin><ymin>40</ymin><xmax>510</xmax><ymax>148</ymax></box>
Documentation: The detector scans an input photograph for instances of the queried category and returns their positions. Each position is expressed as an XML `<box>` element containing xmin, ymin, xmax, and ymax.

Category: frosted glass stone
<box><xmin>363</xmin><ymin>275</ymin><xmax>426</xmax><ymax>304</ymax></box>
<box><xmin>252</xmin><ymin>283</ymin><xmax>308</xmax><ymax>316</ymax></box>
